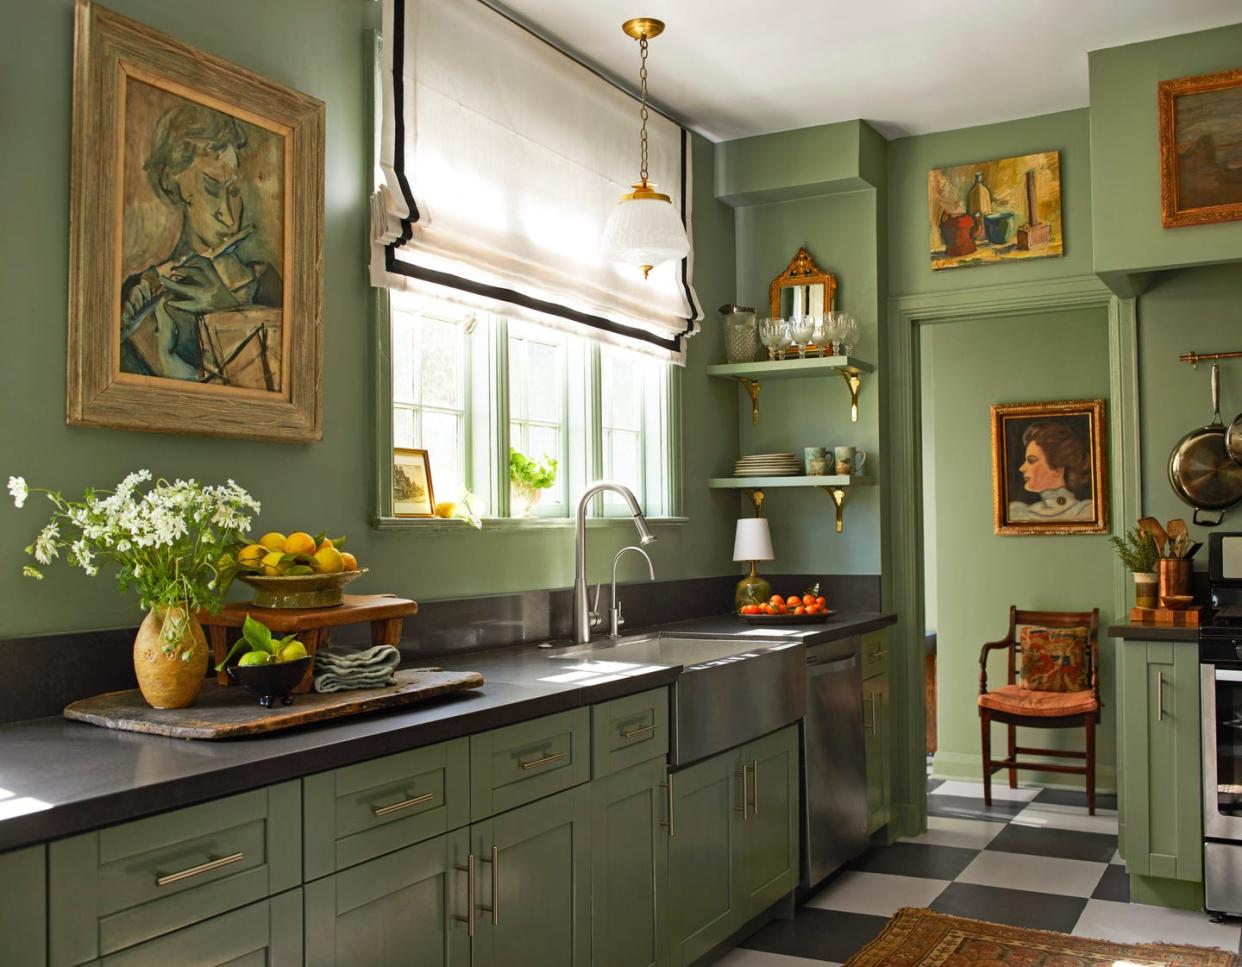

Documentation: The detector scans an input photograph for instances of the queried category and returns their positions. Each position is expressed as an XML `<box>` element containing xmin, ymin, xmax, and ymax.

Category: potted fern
<box><xmin>1110</xmin><ymin>524</ymin><xmax>1160</xmax><ymax>609</ymax></box>
<box><xmin>509</xmin><ymin>449</ymin><xmax>557</xmax><ymax>518</ymax></box>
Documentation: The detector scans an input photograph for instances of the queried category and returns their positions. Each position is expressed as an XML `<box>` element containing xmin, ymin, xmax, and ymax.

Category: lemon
<box><xmin>238</xmin><ymin>543</ymin><xmax>266</xmax><ymax>568</ymax></box>
<box><xmin>311</xmin><ymin>545</ymin><xmax>345</xmax><ymax>574</ymax></box>
<box><xmin>340</xmin><ymin>551</ymin><xmax>358</xmax><ymax>571</ymax></box>
<box><xmin>238</xmin><ymin>650</ymin><xmax>271</xmax><ymax>666</ymax></box>
<box><xmin>283</xmin><ymin>531</ymin><xmax>316</xmax><ymax>556</ymax></box>
<box><xmin>260</xmin><ymin>550</ymin><xmax>287</xmax><ymax>576</ymax></box>
<box><xmin>434</xmin><ymin>501</ymin><xmax>456</xmax><ymax>519</ymax></box>
<box><xmin>259</xmin><ymin>532</ymin><xmax>287</xmax><ymax>552</ymax></box>
<box><xmin>277</xmin><ymin>641</ymin><xmax>308</xmax><ymax>663</ymax></box>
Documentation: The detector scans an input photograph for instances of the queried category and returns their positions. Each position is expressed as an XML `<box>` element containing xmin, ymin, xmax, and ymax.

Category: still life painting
<box><xmin>393</xmin><ymin>448</ymin><xmax>436</xmax><ymax>518</ymax></box>
<box><xmin>990</xmin><ymin>400</ymin><xmax>1108</xmax><ymax>536</ymax></box>
<box><xmin>928</xmin><ymin>150</ymin><xmax>1063</xmax><ymax>270</ymax></box>
<box><xmin>67</xmin><ymin>1</ymin><xmax>324</xmax><ymax>442</ymax></box>
<box><xmin>1159</xmin><ymin>66</ymin><xmax>1242</xmax><ymax>228</ymax></box>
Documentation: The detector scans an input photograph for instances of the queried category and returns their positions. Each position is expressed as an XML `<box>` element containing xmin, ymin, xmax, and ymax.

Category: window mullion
<box><xmin>494</xmin><ymin>316</ymin><xmax>511</xmax><ymax>517</ymax></box>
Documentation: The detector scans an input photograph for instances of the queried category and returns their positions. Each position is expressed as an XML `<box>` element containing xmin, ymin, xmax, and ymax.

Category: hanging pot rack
<box><xmin>1180</xmin><ymin>350</ymin><xmax>1242</xmax><ymax>367</ymax></box>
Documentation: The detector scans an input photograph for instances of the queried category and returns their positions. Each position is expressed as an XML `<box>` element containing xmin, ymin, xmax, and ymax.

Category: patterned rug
<box><xmin>844</xmin><ymin>908</ymin><xmax>1239</xmax><ymax>966</ymax></box>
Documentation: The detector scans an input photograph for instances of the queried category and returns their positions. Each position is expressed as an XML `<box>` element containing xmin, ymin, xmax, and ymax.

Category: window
<box><xmin>386</xmin><ymin>289</ymin><xmax>678</xmax><ymax>521</ymax></box>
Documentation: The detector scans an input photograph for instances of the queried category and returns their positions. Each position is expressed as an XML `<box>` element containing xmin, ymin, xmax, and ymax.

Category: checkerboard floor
<box><xmin>713</xmin><ymin>779</ymin><xmax>1241</xmax><ymax>967</ymax></box>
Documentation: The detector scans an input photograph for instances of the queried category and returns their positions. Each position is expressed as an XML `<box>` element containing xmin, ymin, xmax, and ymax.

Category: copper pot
<box><xmin>1158</xmin><ymin>558</ymin><xmax>1193</xmax><ymax>602</ymax></box>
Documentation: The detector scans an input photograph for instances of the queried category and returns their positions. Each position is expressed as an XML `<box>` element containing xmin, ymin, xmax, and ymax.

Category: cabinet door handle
<box><xmin>751</xmin><ymin>759</ymin><xmax>759</xmax><ymax>816</ymax></box>
<box><xmin>478</xmin><ymin>845</ymin><xmax>500</xmax><ymax>926</ymax></box>
<box><xmin>863</xmin><ymin>695</ymin><xmax>875</xmax><ymax>733</ymax></box>
<box><xmin>661</xmin><ymin>777</ymin><xmax>674</xmax><ymax>837</ymax></box>
<box><xmin>453</xmin><ymin>854</ymin><xmax>476</xmax><ymax>936</ymax></box>
<box><xmin>519</xmin><ymin>750</ymin><xmax>566</xmax><ymax>771</ymax></box>
<box><xmin>1157</xmin><ymin>672</ymin><xmax>1165</xmax><ymax>722</ymax></box>
<box><xmin>735</xmin><ymin>765</ymin><xmax>750</xmax><ymax>820</ymax></box>
<box><xmin>155</xmin><ymin>851</ymin><xmax>245</xmax><ymax>887</ymax></box>
<box><xmin>371</xmin><ymin>791</ymin><xmax>434</xmax><ymax>817</ymax></box>
<box><xmin>619</xmin><ymin>723</ymin><xmax>656</xmax><ymax>740</ymax></box>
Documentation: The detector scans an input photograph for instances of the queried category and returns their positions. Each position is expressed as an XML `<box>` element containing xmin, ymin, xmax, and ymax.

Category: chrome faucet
<box><xmin>610</xmin><ymin>545</ymin><xmax>655</xmax><ymax>638</ymax></box>
<box><xmin>573</xmin><ymin>481</ymin><xmax>657</xmax><ymax>643</ymax></box>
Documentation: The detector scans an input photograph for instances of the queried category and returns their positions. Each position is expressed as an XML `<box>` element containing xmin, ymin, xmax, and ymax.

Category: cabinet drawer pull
<box><xmin>1157</xmin><ymin>672</ymin><xmax>1165</xmax><ymax>722</ymax></box>
<box><xmin>870</xmin><ymin>649</ymin><xmax>887</xmax><ymax>659</ymax></box>
<box><xmin>619</xmin><ymin>723</ymin><xmax>656</xmax><ymax>740</ymax></box>
<box><xmin>156</xmin><ymin>851</ymin><xmax>244</xmax><ymax>887</ymax></box>
<box><xmin>519</xmin><ymin>750</ymin><xmax>566</xmax><ymax>771</ymax></box>
<box><xmin>371</xmin><ymin>791</ymin><xmax>434</xmax><ymax>817</ymax></box>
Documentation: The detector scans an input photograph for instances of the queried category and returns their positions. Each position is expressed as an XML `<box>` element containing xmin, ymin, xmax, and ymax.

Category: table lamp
<box><xmin>733</xmin><ymin>517</ymin><xmax>774</xmax><ymax>609</ymax></box>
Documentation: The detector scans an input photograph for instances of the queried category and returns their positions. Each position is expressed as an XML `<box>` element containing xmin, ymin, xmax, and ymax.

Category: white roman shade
<box><xmin>372</xmin><ymin>0</ymin><xmax>702</xmax><ymax>363</ymax></box>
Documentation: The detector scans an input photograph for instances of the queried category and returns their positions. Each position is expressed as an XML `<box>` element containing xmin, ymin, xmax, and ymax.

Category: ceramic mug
<box><xmin>803</xmin><ymin>447</ymin><xmax>827</xmax><ymax>475</ymax></box>
<box><xmin>833</xmin><ymin>446</ymin><xmax>867</xmax><ymax>476</ymax></box>
<box><xmin>808</xmin><ymin>456</ymin><xmax>831</xmax><ymax>476</ymax></box>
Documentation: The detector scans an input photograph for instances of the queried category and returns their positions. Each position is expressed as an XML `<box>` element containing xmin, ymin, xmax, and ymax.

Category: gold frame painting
<box><xmin>990</xmin><ymin>400</ymin><xmax>1108</xmax><ymax>536</ymax></box>
<box><xmin>66</xmin><ymin>1</ymin><xmax>324</xmax><ymax>442</ymax></box>
<box><xmin>1159</xmin><ymin>66</ymin><xmax>1242</xmax><ymax>229</ymax></box>
<box><xmin>393</xmin><ymin>448</ymin><xmax>436</xmax><ymax>518</ymax></box>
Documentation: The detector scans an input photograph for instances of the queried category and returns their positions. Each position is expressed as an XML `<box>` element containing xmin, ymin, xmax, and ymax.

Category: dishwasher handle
<box><xmin>806</xmin><ymin>653</ymin><xmax>859</xmax><ymax>676</ymax></box>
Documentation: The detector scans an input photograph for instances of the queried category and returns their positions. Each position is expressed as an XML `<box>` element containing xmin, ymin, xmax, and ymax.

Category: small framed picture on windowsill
<box><xmin>393</xmin><ymin>448</ymin><xmax>436</xmax><ymax>518</ymax></box>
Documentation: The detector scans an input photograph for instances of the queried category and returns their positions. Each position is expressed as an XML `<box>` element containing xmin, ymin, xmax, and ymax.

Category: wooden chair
<box><xmin>978</xmin><ymin>606</ymin><xmax>1102</xmax><ymax>814</ymax></box>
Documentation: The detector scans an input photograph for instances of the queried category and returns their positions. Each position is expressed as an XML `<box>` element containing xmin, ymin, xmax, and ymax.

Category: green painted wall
<box><xmin>888</xmin><ymin>109</ymin><xmax>1093</xmax><ymax>297</ymax></box>
<box><xmin>1090</xmin><ymin>22</ymin><xmax>1242</xmax><ymax>280</ymax></box>
<box><xmin>0</xmin><ymin>0</ymin><xmax>738</xmax><ymax>637</ymax></box>
<box><xmin>923</xmin><ymin>307</ymin><xmax>1118</xmax><ymax>786</ymax></box>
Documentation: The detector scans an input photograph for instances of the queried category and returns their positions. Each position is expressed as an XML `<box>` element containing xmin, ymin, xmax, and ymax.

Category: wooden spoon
<box><xmin>1139</xmin><ymin>516</ymin><xmax>1168</xmax><ymax>557</ymax></box>
<box><xmin>1166</xmin><ymin>519</ymin><xmax>1190</xmax><ymax>559</ymax></box>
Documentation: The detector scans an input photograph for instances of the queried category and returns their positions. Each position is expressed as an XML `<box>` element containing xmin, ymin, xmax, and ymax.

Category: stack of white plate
<box><xmin>733</xmin><ymin>452</ymin><xmax>802</xmax><ymax>477</ymax></box>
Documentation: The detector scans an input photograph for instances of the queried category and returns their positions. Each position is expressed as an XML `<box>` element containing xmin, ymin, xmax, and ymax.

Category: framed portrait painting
<box><xmin>66</xmin><ymin>1</ymin><xmax>324</xmax><ymax>442</ymax></box>
<box><xmin>393</xmin><ymin>449</ymin><xmax>436</xmax><ymax>518</ymax></box>
<box><xmin>990</xmin><ymin>400</ymin><xmax>1108</xmax><ymax>536</ymax></box>
<box><xmin>1159</xmin><ymin>67</ymin><xmax>1242</xmax><ymax>229</ymax></box>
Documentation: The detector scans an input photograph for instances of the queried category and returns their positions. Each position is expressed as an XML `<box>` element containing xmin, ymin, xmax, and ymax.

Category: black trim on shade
<box><xmin>678</xmin><ymin>127</ymin><xmax>701</xmax><ymax>336</ymax></box>
<box><xmin>385</xmin><ymin>247</ymin><xmax>683</xmax><ymax>353</ymax></box>
<box><xmin>388</xmin><ymin>0</ymin><xmax>418</xmax><ymax>244</ymax></box>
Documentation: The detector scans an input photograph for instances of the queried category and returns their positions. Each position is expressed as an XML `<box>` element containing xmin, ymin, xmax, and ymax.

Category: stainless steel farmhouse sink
<box><xmin>549</xmin><ymin>634</ymin><xmax>806</xmax><ymax>766</ymax></box>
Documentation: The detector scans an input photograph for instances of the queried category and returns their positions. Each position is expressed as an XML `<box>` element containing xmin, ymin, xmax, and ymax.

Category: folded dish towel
<box><xmin>313</xmin><ymin>644</ymin><xmax>402</xmax><ymax>693</ymax></box>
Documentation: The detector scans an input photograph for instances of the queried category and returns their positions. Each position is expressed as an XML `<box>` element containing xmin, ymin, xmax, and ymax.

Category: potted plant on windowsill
<box><xmin>1110</xmin><ymin>523</ymin><xmax>1160</xmax><ymax>610</ymax></box>
<box><xmin>509</xmin><ymin>449</ymin><xmax>557</xmax><ymax>518</ymax></box>
<box><xmin>7</xmin><ymin>471</ymin><xmax>259</xmax><ymax>709</ymax></box>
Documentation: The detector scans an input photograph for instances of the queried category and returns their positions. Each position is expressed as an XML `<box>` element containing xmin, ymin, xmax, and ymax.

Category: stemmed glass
<box><xmin>822</xmin><ymin>311</ymin><xmax>845</xmax><ymax>356</ymax></box>
<box><xmin>759</xmin><ymin>318</ymin><xmax>789</xmax><ymax>361</ymax></box>
<box><xmin>840</xmin><ymin>314</ymin><xmax>860</xmax><ymax>356</ymax></box>
<box><xmin>788</xmin><ymin>314</ymin><xmax>815</xmax><ymax>359</ymax></box>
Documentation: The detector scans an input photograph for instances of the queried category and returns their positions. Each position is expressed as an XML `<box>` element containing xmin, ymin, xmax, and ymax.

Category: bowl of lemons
<box><xmin>218</xmin><ymin>615</ymin><xmax>313</xmax><ymax>707</ymax></box>
<box><xmin>235</xmin><ymin>530</ymin><xmax>366</xmax><ymax>608</ymax></box>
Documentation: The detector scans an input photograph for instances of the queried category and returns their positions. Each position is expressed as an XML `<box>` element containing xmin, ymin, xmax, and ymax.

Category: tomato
<box><xmin>816</xmin><ymin>595</ymin><xmax>827</xmax><ymax>607</ymax></box>
<box><xmin>807</xmin><ymin>605</ymin><xmax>821</xmax><ymax>614</ymax></box>
<box><xmin>761</xmin><ymin>603</ymin><xmax>774</xmax><ymax>615</ymax></box>
<box><xmin>802</xmin><ymin>593</ymin><xmax>816</xmax><ymax>607</ymax></box>
<box><xmin>785</xmin><ymin>595</ymin><xmax>801</xmax><ymax>608</ymax></box>
<box><xmin>777</xmin><ymin>604</ymin><xmax>788</xmax><ymax>614</ymax></box>
<box><xmin>769</xmin><ymin>594</ymin><xmax>783</xmax><ymax>606</ymax></box>
<box><xmin>739</xmin><ymin>604</ymin><xmax>754</xmax><ymax>615</ymax></box>
<box><xmin>795</xmin><ymin>606</ymin><xmax>806</xmax><ymax>615</ymax></box>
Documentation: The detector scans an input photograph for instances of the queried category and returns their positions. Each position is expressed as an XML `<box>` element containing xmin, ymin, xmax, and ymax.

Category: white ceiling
<box><xmin>494</xmin><ymin>0</ymin><xmax>1242</xmax><ymax>141</ymax></box>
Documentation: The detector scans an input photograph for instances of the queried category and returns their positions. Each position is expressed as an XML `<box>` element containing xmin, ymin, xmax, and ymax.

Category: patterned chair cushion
<box><xmin>1018</xmin><ymin>625</ymin><xmax>1089</xmax><ymax>692</ymax></box>
<box><xmin>978</xmin><ymin>684</ymin><xmax>1099</xmax><ymax>717</ymax></box>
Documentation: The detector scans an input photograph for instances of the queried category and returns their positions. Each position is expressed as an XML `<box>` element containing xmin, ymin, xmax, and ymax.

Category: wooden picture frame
<box><xmin>393</xmin><ymin>448</ymin><xmax>436</xmax><ymax>518</ymax></box>
<box><xmin>990</xmin><ymin>400</ymin><xmax>1108</xmax><ymax>536</ymax></box>
<box><xmin>1159</xmin><ymin>67</ymin><xmax>1242</xmax><ymax>229</ymax></box>
<box><xmin>66</xmin><ymin>1</ymin><xmax>324</xmax><ymax>442</ymax></box>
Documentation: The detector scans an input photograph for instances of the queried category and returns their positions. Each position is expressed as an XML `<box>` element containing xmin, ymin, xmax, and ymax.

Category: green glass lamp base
<box><xmin>735</xmin><ymin>562</ymin><xmax>771</xmax><ymax>610</ymax></box>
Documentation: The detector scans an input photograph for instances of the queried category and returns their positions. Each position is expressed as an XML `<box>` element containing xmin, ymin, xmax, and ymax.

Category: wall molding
<box><xmin>884</xmin><ymin>274</ymin><xmax>1137</xmax><ymax>839</ymax></box>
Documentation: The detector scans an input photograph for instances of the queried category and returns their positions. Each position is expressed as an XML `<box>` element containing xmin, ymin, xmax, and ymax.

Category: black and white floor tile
<box><xmin>713</xmin><ymin>779</ymin><xmax>1240</xmax><ymax>967</ymax></box>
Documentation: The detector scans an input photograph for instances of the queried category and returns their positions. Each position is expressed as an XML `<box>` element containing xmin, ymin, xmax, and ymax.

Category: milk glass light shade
<box><xmin>732</xmin><ymin>517</ymin><xmax>774</xmax><ymax>562</ymax></box>
<box><xmin>601</xmin><ymin>184</ymin><xmax>690</xmax><ymax>278</ymax></box>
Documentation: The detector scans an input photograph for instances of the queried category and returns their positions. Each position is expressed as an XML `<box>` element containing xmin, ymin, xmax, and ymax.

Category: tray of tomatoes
<box><xmin>739</xmin><ymin>590</ymin><xmax>833</xmax><ymax>624</ymax></box>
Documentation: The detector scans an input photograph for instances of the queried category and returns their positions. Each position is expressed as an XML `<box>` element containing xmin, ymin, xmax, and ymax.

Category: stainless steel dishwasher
<box><xmin>801</xmin><ymin>635</ymin><xmax>869</xmax><ymax>889</ymax></box>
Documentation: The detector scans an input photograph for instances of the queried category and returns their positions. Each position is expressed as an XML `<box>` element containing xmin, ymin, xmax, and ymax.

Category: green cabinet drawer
<box><xmin>0</xmin><ymin>845</ymin><xmax>46</xmax><ymax>966</ymax></box>
<box><xmin>50</xmin><ymin>782</ymin><xmax>301</xmax><ymax>967</ymax></box>
<box><xmin>862</xmin><ymin>630</ymin><xmax>888</xmax><ymax>681</ymax></box>
<box><xmin>304</xmin><ymin>737</ymin><xmax>469</xmax><ymax>880</ymax></box>
<box><xmin>470</xmin><ymin>707</ymin><xmax>590</xmax><ymax>821</ymax></box>
<box><xmin>89</xmin><ymin>889</ymin><xmax>302</xmax><ymax>967</ymax></box>
<box><xmin>591</xmin><ymin>688</ymin><xmax>669</xmax><ymax>777</ymax></box>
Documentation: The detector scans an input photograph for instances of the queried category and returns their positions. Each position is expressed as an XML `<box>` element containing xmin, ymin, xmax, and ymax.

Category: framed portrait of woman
<box><xmin>66</xmin><ymin>1</ymin><xmax>324</xmax><ymax>442</ymax></box>
<box><xmin>990</xmin><ymin>400</ymin><xmax>1108</xmax><ymax>536</ymax></box>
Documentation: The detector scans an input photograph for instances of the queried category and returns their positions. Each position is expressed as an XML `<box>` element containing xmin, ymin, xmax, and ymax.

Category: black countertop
<box><xmin>0</xmin><ymin>610</ymin><xmax>894</xmax><ymax>853</ymax></box>
<box><xmin>1107</xmin><ymin>623</ymin><xmax>1199</xmax><ymax>643</ymax></box>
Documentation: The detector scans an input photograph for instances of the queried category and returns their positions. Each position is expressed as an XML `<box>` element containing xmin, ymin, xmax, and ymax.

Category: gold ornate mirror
<box><xmin>769</xmin><ymin>247</ymin><xmax>836</xmax><ymax>321</ymax></box>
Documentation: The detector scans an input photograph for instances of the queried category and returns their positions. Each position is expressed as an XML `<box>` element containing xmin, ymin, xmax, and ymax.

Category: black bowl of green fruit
<box><xmin>216</xmin><ymin>614</ymin><xmax>312</xmax><ymax>707</ymax></box>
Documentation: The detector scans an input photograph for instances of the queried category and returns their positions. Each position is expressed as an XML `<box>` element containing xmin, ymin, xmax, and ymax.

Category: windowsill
<box><xmin>372</xmin><ymin>515</ymin><xmax>689</xmax><ymax>533</ymax></box>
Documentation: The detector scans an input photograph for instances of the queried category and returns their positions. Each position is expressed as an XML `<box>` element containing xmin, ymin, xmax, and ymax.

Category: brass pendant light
<box><xmin>600</xmin><ymin>18</ymin><xmax>691</xmax><ymax>279</ymax></box>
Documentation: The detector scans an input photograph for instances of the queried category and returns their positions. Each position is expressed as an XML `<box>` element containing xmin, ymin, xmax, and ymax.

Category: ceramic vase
<box><xmin>133</xmin><ymin>606</ymin><xmax>208</xmax><ymax>709</ymax></box>
<box><xmin>511</xmin><ymin>483</ymin><xmax>542</xmax><ymax>518</ymax></box>
<box><xmin>1134</xmin><ymin>572</ymin><xmax>1159</xmax><ymax>610</ymax></box>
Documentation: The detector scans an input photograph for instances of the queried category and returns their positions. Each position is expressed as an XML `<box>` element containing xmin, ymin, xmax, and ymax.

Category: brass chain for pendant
<box><xmin>638</xmin><ymin>35</ymin><xmax>649</xmax><ymax>185</ymax></box>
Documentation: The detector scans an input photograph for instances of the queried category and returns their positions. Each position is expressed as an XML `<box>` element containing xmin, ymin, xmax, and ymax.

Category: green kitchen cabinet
<box><xmin>304</xmin><ymin>829</ymin><xmax>470</xmax><ymax>967</ymax></box>
<box><xmin>1120</xmin><ymin>639</ymin><xmax>1203</xmax><ymax>885</ymax></box>
<box><xmin>863</xmin><ymin>673</ymin><xmax>891</xmax><ymax>834</ymax></box>
<box><xmin>590</xmin><ymin>756</ymin><xmax>670</xmax><ymax>967</ymax></box>
<box><xmin>0</xmin><ymin>845</ymin><xmax>46</xmax><ymax>966</ymax></box>
<box><xmin>470</xmin><ymin>782</ymin><xmax>593</xmax><ymax>967</ymax></box>
<box><xmin>668</xmin><ymin>726</ymin><xmax>800</xmax><ymax>967</ymax></box>
<box><xmin>84</xmin><ymin>889</ymin><xmax>302</xmax><ymax>967</ymax></box>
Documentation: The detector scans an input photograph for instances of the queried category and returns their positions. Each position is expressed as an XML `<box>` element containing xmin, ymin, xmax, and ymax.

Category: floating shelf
<box><xmin>706</xmin><ymin>355</ymin><xmax>874</xmax><ymax>424</ymax></box>
<box><xmin>708</xmin><ymin>475</ymin><xmax>874</xmax><ymax>533</ymax></box>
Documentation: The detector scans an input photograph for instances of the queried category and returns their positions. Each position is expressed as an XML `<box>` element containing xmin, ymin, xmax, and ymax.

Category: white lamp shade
<box><xmin>733</xmin><ymin>518</ymin><xmax>774</xmax><ymax>562</ymax></box>
<box><xmin>601</xmin><ymin>195</ymin><xmax>690</xmax><ymax>271</ymax></box>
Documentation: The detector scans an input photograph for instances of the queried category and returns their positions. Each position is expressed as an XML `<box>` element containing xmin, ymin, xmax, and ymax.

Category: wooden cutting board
<box><xmin>63</xmin><ymin>668</ymin><xmax>485</xmax><ymax>740</ymax></box>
